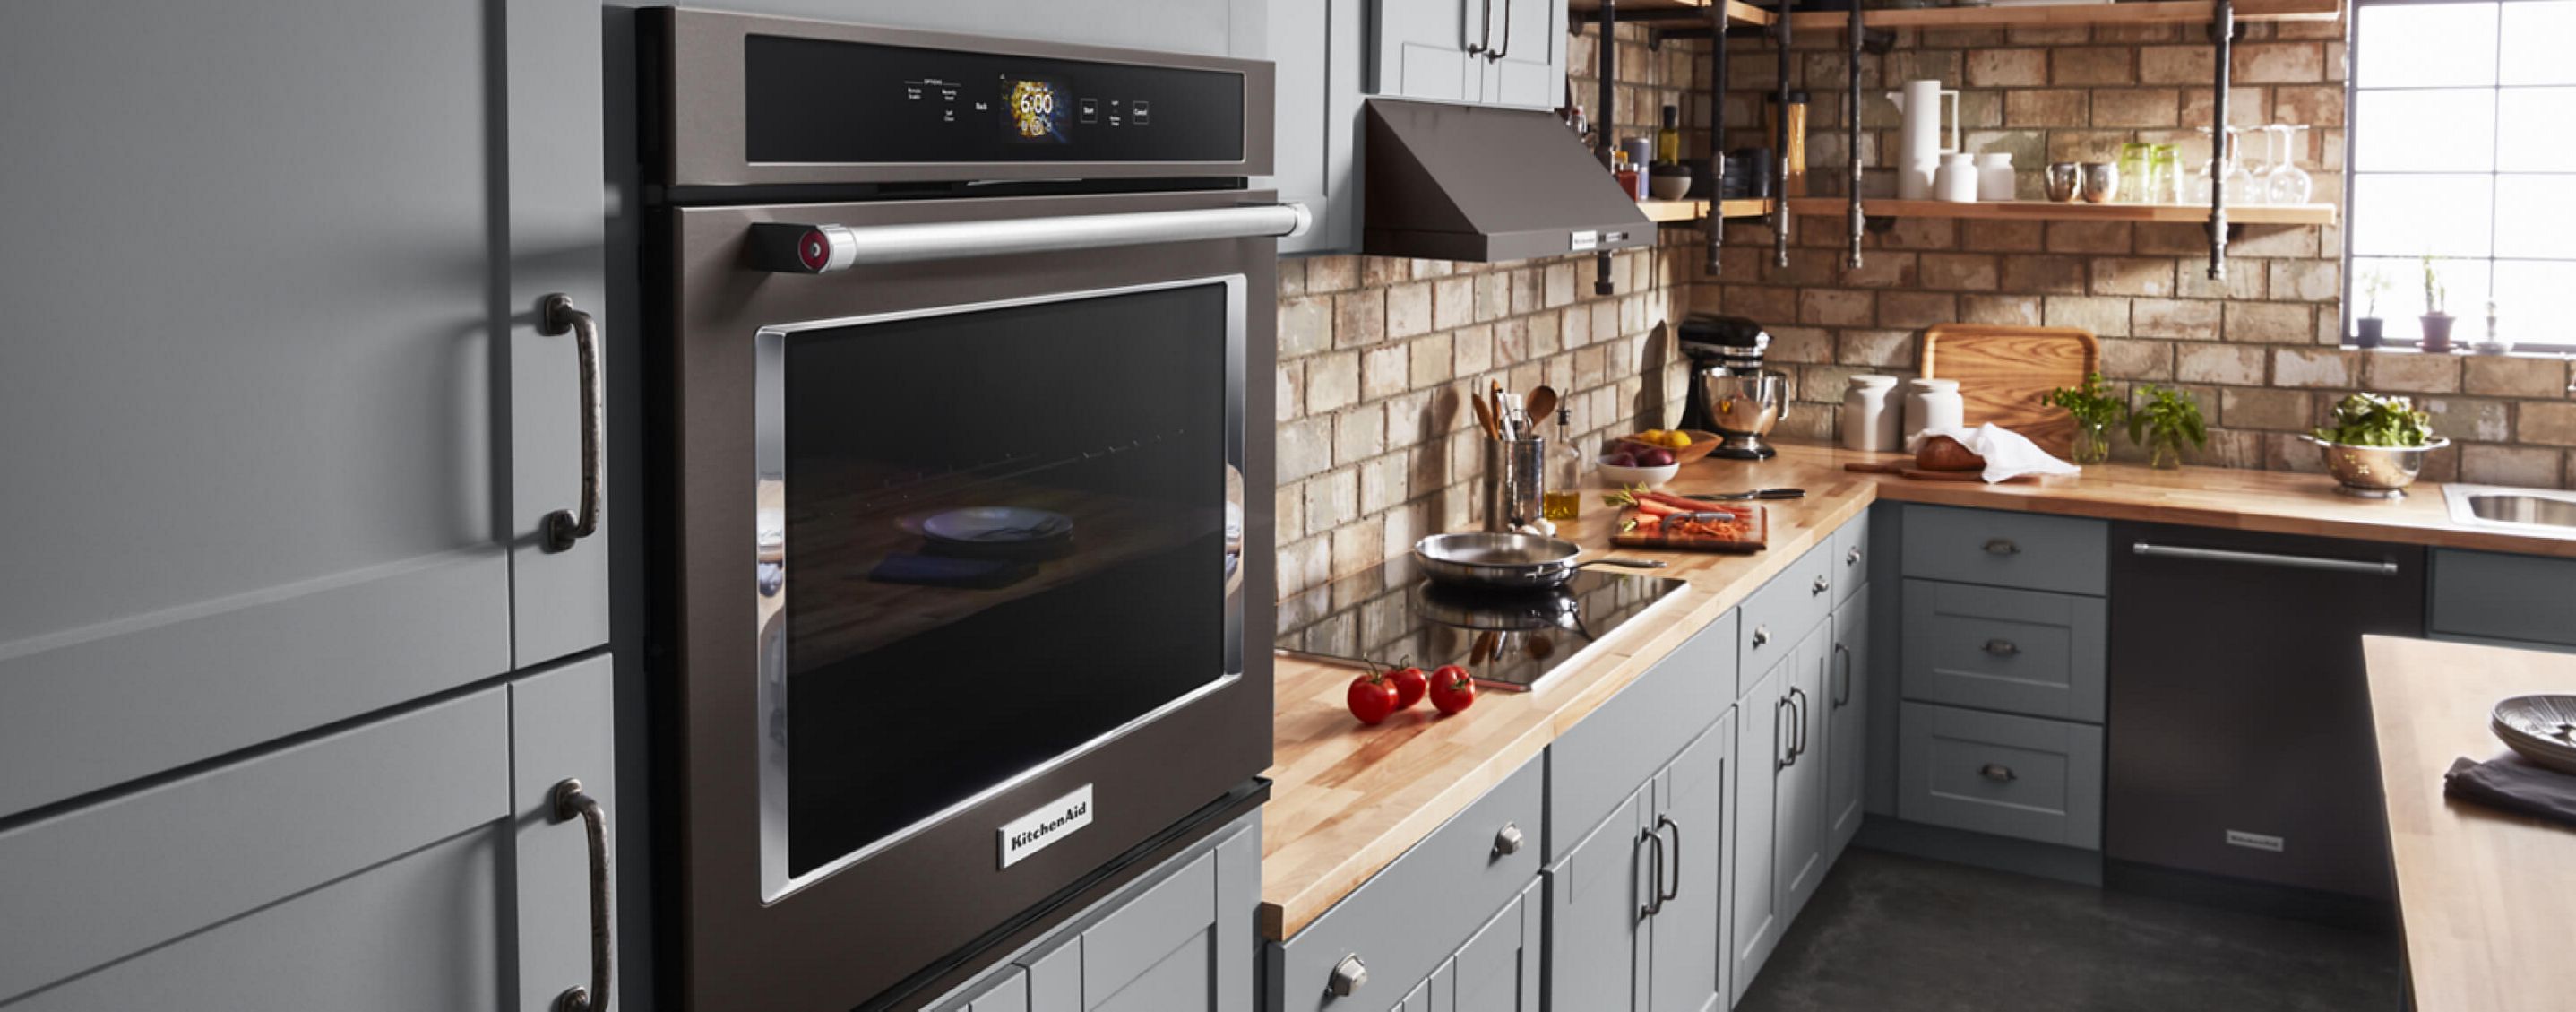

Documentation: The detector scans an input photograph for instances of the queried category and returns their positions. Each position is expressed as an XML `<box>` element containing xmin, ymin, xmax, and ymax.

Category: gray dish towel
<box><xmin>2444</xmin><ymin>754</ymin><xmax>2576</xmax><ymax>827</ymax></box>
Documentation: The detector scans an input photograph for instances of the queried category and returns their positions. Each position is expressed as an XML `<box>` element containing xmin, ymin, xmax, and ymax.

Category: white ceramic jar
<box><xmin>1977</xmin><ymin>151</ymin><xmax>2015</xmax><ymax>201</ymax></box>
<box><xmin>1934</xmin><ymin>153</ymin><xmax>1979</xmax><ymax>203</ymax></box>
<box><xmin>1841</xmin><ymin>375</ymin><xmax>1903</xmax><ymax>452</ymax></box>
<box><xmin>1905</xmin><ymin>377</ymin><xmax>1965</xmax><ymax>440</ymax></box>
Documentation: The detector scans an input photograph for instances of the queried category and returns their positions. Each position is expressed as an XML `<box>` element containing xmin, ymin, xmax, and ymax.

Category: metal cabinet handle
<box><xmin>1640</xmin><ymin>826</ymin><xmax>1668</xmax><ymax>918</ymax></box>
<box><xmin>1983</xmin><ymin>538</ymin><xmax>2020</xmax><ymax>556</ymax></box>
<box><xmin>551</xmin><ymin>779</ymin><xmax>615</xmax><ymax>1012</ymax></box>
<box><xmin>1467</xmin><ymin>0</ymin><xmax>1493</xmax><ymax>55</ymax></box>
<box><xmin>1832</xmin><ymin>643</ymin><xmax>1853</xmax><ymax>707</ymax></box>
<box><xmin>1847</xmin><ymin>545</ymin><xmax>1864</xmax><ymax>567</ymax></box>
<box><xmin>1493</xmin><ymin>822</ymin><xmax>1526</xmax><ymax>858</ymax></box>
<box><xmin>2131</xmin><ymin>541</ymin><xmax>2401</xmax><ymax>577</ymax></box>
<box><xmin>1328</xmin><ymin>955</ymin><xmax>1368</xmax><ymax>997</ymax></box>
<box><xmin>1486</xmin><ymin>0</ymin><xmax>1513</xmax><ymax>60</ymax></box>
<box><xmin>1812</xmin><ymin>575</ymin><xmax>1831</xmax><ymax>596</ymax></box>
<box><xmin>1788</xmin><ymin>687</ymin><xmax>1810</xmax><ymax>761</ymax></box>
<box><xmin>540</xmin><ymin>296</ymin><xmax>603</xmax><ymax>553</ymax></box>
<box><xmin>1752</xmin><ymin>625</ymin><xmax>1771</xmax><ymax>648</ymax></box>
<box><xmin>1775</xmin><ymin>696</ymin><xmax>1795</xmax><ymax>770</ymax></box>
<box><xmin>1655</xmin><ymin>816</ymin><xmax>1682</xmax><ymax>904</ymax></box>
<box><xmin>1984</xmin><ymin>638</ymin><xmax>2020</xmax><ymax>657</ymax></box>
<box><xmin>1980</xmin><ymin>763</ymin><xmax>2017</xmax><ymax>783</ymax></box>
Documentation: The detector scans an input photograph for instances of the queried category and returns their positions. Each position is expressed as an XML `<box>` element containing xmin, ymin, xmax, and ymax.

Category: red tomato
<box><xmin>1347</xmin><ymin>671</ymin><xmax>1401</xmax><ymax>725</ymax></box>
<box><xmin>1387</xmin><ymin>665</ymin><xmax>1428</xmax><ymax>710</ymax></box>
<box><xmin>1428</xmin><ymin>665</ymin><xmax>1477</xmax><ymax>715</ymax></box>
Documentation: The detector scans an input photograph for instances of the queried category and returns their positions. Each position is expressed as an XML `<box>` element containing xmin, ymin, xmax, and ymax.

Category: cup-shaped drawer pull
<box><xmin>1983</xmin><ymin>638</ymin><xmax>2020</xmax><ymax>656</ymax></box>
<box><xmin>1751</xmin><ymin>625</ymin><xmax>1771</xmax><ymax>648</ymax></box>
<box><xmin>1493</xmin><ymin>822</ymin><xmax>1527</xmax><ymax>858</ymax></box>
<box><xmin>1328</xmin><ymin>955</ymin><xmax>1369</xmax><ymax>997</ymax></box>
<box><xmin>1983</xmin><ymin>538</ymin><xmax>2020</xmax><ymax>556</ymax></box>
<box><xmin>1979</xmin><ymin>763</ymin><xmax>2018</xmax><ymax>783</ymax></box>
<box><xmin>1812</xmin><ymin>575</ymin><xmax>1831</xmax><ymax>596</ymax></box>
<box><xmin>1847</xmin><ymin>545</ymin><xmax>1864</xmax><ymax>566</ymax></box>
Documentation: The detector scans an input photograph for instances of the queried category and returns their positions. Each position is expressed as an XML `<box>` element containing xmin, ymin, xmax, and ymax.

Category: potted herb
<box><xmin>2355</xmin><ymin>269</ymin><xmax>2389</xmax><ymax>349</ymax></box>
<box><xmin>2042</xmin><ymin>371</ymin><xmax>2126</xmax><ymax>464</ymax></box>
<box><xmin>2419</xmin><ymin>255</ymin><xmax>2456</xmax><ymax>353</ymax></box>
<box><xmin>2303</xmin><ymin>393</ymin><xmax>2449</xmax><ymax>499</ymax></box>
<box><xmin>2126</xmin><ymin>385</ymin><xmax>2206</xmax><ymax>470</ymax></box>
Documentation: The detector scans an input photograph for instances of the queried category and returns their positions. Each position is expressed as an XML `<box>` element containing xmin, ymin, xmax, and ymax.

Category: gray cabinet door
<box><xmin>1371</xmin><ymin>0</ymin><xmax>1484</xmax><ymax>101</ymax></box>
<box><xmin>1478</xmin><ymin>0</ymin><xmax>1564</xmax><ymax>109</ymax></box>
<box><xmin>1773</xmin><ymin>620</ymin><xmax>1833</xmax><ymax>930</ymax></box>
<box><xmin>1446</xmin><ymin>882</ymin><xmax>1544</xmax><ymax>1012</ymax></box>
<box><xmin>1727</xmin><ymin>660</ymin><xmax>1786</xmax><ymax>1006</ymax></box>
<box><xmin>510</xmin><ymin>655</ymin><xmax>621</xmax><ymax>1012</ymax></box>
<box><xmin>1546</xmin><ymin>787</ymin><xmax>1649</xmax><ymax>1012</ymax></box>
<box><xmin>1264</xmin><ymin>0</ymin><xmax>1362</xmax><ymax>254</ymax></box>
<box><xmin>1647</xmin><ymin>719</ymin><xmax>1733</xmax><ymax>1012</ymax></box>
<box><xmin>1825</xmin><ymin>596</ymin><xmax>1872</xmax><ymax>863</ymax></box>
<box><xmin>0</xmin><ymin>0</ymin><xmax>607</xmax><ymax>820</ymax></box>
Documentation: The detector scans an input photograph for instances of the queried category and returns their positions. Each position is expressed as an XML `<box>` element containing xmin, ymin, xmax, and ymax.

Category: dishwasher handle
<box><xmin>2130</xmin><ymin>541</ymin><xmax>2400</xmax><ymax>577</ymax></box>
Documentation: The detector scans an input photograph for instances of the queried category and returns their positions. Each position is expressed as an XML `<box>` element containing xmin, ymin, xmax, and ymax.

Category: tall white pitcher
<box><xmin>1888</xmin><ymin>80</ymin><xmax>1960</xmax><ymax>200</ymax></box>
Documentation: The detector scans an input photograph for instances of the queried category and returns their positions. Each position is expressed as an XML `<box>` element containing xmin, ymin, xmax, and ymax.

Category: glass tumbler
<box><xmin>2115</xmin><ymin>143</ymin><xmax>2149</xmax><ymax>203</ymax></box>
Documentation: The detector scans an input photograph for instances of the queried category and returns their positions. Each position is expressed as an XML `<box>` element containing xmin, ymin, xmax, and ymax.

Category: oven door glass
<box><xmin>755</xmin><ymin>276</ymin><xmax>1245</xmax><ymax>900</ymax></box>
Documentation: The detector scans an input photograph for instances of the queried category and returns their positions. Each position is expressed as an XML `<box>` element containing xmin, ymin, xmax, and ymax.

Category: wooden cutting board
<box><xmin>1607</xmin><ymin>504</ymin><xmax>1769</xmax><ymax>552</ymax></box>
<box><xmin>1920</xmin><ymin>324</ymin><xmax>2099</xmax><ymax>457</ymax></box>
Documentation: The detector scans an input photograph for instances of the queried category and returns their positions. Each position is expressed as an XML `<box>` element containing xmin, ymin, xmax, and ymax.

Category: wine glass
<box><xmin>2266</xmin><ymin>124</ymin><xmax>2313</xmax><ymax>205</ymax></box>
<box><xmin>2227</xmin><ymin>126</ymin><xmax>2265</xmax><ymax>205</ymax></box>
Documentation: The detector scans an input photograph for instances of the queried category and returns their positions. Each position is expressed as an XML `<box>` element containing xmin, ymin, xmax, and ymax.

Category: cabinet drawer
<box><xmin>1898</xmin><ymin>702</ymin><xmax>2103</xmax><ymax>850</ymax></box>
<box><xmin>0</xmin><ymin>688</ymin><xmax>510</xmax><ymax>1001</ymax></box>
<box><xmin>1832</xmin><ymin>512</ymin><xmax>1872</xmax><ymax>608</ymax></box>
<box><xmin>1268</xmin><ymin>758</ymin><xmax>1543</xmax><ymax>1012</ymax></box>
<box><xmin>1549</xmin><ymin>610</ymin><xmax>1735</xmax><ymax>858</ymax></box>
<box><xmin>1737</xmin><ymin>541</ymin><xmax>1836</xmax><ymax>699</ymax></box>
<box><xmin>1900</xmin><ymin>505</ymin><xmax>2106</xmax><ymax>596</ymax></box>
<box><xmin>1900</xmin><ymin>580</ymin><xmax>2107</xmax><ymax>722</ymax></box>
<box><xmin>2430</xmin><ymin>549</ymin><xmax>2576</xmax><ymax>650</ymax></box>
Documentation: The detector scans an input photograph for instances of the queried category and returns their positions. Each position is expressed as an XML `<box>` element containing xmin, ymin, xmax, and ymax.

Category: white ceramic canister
<box><xmin>1934</xmin><ymin>153</ymin><xmax>1978</xmax><ymax>203</ymax></box>
<box><xmin>1887</xmin><ymin>80</ymin><xmax>1960</xmax><ymax>200</ymax></box>
<box><xmin>1977</xmin><ymin>151</ymin><xmax>2015</xmax><ymax>201</ymax></box>
<box><xmin>1904</xmin><ymin>377</ymin><xmax>1965</xmax><ymax>439</ymax></box>
<box><xmin>1841</xmin><ymin>375</ymin><xmax>1903</xmax><ymax>452</ymax></box>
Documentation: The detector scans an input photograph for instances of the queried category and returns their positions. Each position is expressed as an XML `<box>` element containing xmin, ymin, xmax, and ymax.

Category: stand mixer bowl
<box><xmin>1701</xmin><ymin>367</ymin><xmax>1789</xmax><ymax>459</ymax></box>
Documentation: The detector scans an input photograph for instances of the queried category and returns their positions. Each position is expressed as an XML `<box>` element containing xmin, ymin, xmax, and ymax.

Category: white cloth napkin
<box><xmin>1908</xmin><ymin>423</ymin><xmax>2082</xmax><ymax>483</ymax></box>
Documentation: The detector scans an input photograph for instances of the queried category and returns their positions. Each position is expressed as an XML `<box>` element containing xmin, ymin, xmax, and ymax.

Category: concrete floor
<box><xmin>1736</xmin><ymin>848</ymin><xmax>2407</xmax><ymax>1012</ymax></box>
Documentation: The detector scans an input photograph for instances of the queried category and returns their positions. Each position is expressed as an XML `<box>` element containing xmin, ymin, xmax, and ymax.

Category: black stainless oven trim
<box><xmin>754</xmin><ymin>274</ymin><xmax>1251</xmax><ymax>902</ymax></box>
<box><xmin>659</xmin><ymin>187</ymin><xmax>1276</xmax><ymax>1012</ymax></box>
<box><xmin>650</xmin><ymin>7</ymin><xmax>1275</xmax><ymax>187</ymax></box>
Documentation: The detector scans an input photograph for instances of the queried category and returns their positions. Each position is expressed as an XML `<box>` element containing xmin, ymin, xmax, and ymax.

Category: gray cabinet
<box><xmin>0</xmin><ymin>654</ymin><xmax>616</xmax><ymax>1011</ymax></box>
<box><xmin>1772</xmin><ymin>620</ymin><xmax>1833</xmax><ymax>928</ymax></box>
<box><xmin>1546</xmin><ymin>786</ymin><xmax>1647</xmax><ymax>1010</ymax></box>
<box><xmin>1368</xmin><ymin>0</ymin><xmax>1564</xmax><ymax>108</ymax></box>
<box><xmin>1825</xmin><ymin>593</ymin><xmax>1872</xmax><ymax>863</ymax></box>
<box><xmin>1263</xmin><ymin>0</ymin><xmax>1362</xmax><ymax>254</ymax></box>
<box><xmin>1900</xmin><ymin>580</ymin><xmax>2109</xmax><ymax>722</ymax></box>
<box><xmin>1384</xmin><ymin>881</ymin><xmax>1544</xmax><ymax>1012</ymax></box>
<box><xmin>1897</xmin><ymin>702</ymin><xmax>2104</xmax><ymax>850</ymax></box>
<box><xmin>1728</xmin><ymin>657</ymin><xmax>1786</xmax><ymax>1005</ymax></box>
<box><xmin>2429</xmin><ymin>549</ymin><xmax>2576</xmax><ymax>653</ymax></box>
<box><xmin>0</xmin><ymin>0</ymin><xmax>607</xmax><ymax>821</ymax></box>
<box><xmin>967</xmin><ymin>811</ymin><xmax>1258</xmax><ymax>1012</ymax></box>
<box><xmin>1646</xmin><ymin>721</ymin><xmax>1734</xmax><ymax>1012</ymax></box>
<box><xmin>1900</xmin><ymin>506</ymin><xmax>2107</xmax><ymax>596</ymax></box>
<box><xmin>1544</xmin><ymin>719</ymin><xmax>1731</xmax><ymax>1012</ymax></box>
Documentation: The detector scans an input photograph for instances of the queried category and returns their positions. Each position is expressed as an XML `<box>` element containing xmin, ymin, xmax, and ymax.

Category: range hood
<box><xmin>1362</xmin><ymin>98</ymin><xmax>1658</xmax><ymax>263</ymax></box>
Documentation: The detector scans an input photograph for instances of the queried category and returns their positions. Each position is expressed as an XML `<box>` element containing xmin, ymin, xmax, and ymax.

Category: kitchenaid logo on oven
<box><xmin>999</xmin><ymin>785</ymin><xmax>1096</xmax><ymax>868</ymax></box>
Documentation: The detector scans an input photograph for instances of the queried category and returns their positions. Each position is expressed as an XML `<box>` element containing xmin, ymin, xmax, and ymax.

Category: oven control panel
<box><xmin>744</xmin><ymin>35</ymin><xmax>1246</xmax><ymax>165</ymax></box>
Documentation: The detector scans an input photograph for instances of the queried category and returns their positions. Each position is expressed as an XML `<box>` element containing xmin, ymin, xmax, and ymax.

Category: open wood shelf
<box><xmin>1779</xmin><ymin>0</ymin><xmax>2339</xmax><ymax>31</ymax></box>
<box><xmin>1639</xmin><ymin>198</ymin><xmax>1777</xmax><ymax>223</ymax></box>
<box><xmin>1571</xmin><ymin>0</ymin><xmax>1774</xmax><ymax>27</ymax></box>
<box><xmin>1779</xmin><ymin>197</ymin><xmax>2337</xmax><ymax>225</ymax></box>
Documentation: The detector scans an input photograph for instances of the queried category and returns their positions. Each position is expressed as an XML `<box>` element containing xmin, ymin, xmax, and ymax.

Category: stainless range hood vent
<box><xmin>1361</xmin><ymin>98</ymin><xmax>1658</xmax><ymax>263</ymax></box>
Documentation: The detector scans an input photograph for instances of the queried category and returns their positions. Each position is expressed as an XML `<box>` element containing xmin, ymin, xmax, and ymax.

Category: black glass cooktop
<box><xmin>1273</xmin><ymin>555</ymin><xmax>1689</xmax><ymax>692</ymax></box>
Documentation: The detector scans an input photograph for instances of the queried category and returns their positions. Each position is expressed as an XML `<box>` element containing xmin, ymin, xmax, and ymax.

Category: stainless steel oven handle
<box><xmin>2130</xmin><ymin>542</ymin><xmax>2399</xmax><ymax>577</ymax></box>
<box><xmin>750</xmin><ymin>203</ymin><xmax>1312</xmax><ymax>274</ymax></box>
<box><xmin>540</xmin><ymin>295</ymin><xmax>602</xmax><ymax>552</ymax></box>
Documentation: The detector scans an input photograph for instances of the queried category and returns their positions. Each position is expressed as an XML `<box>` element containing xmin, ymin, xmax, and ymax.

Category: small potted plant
<box><xmin>2419</xmin><ymin>255</ymin><xmax>2456</xmax><ymax>353</ymax></box>
<box><xmin>2304</xmin><ymin>393</ymin><xmax>2449</xmax><ymax>498</ymax></box>
<box><xmin>2126</xmin><ymin>385</ymin><xmax>2207</xmax><ymax>470</ymax></box>
<box><xmin>2042</xmin><ymin>371</ymin><xmax>2126</xmax><ymax>465</ymax></box>
<box><xmin>2355</xmin><ymin>269</ymin><xmax>2389</xmax><ymax>349</ymax></box>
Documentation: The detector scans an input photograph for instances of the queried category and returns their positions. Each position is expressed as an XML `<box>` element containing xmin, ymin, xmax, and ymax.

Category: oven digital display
<box><xmin>1004</xmin><ymin>77</ymin><xmax>1071</xmax><ymax>143</ymax></box>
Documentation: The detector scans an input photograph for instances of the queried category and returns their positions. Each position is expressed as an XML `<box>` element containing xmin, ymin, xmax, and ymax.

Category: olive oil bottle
<box><xmin>1543</xmin><ymin>409</ymin><xmax>1584</xmax><ymax>521</ymax></box>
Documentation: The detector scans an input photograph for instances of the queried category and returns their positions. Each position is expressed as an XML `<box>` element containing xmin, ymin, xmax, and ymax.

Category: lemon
<box><xmin>1636</xmin><ymin>429</ymin><xmax>1667</xmax><ymax>444</ymax></box>
<box><xmin>1662</xmin><ymin>431</ymin><xmax>1693</xmax><ymax>450</ymax></box>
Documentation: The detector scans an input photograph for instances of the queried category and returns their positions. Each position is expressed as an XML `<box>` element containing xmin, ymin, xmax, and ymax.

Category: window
<box><xmin>2347</xmin><ymin>0</ymin><xmax>2576</xmax><ymax>349</ymax></box>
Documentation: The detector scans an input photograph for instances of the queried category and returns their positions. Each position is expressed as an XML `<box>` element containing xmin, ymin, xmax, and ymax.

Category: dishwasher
<box><xmin>2106</xmin><ymin>521</ymin><xmax>2423</xmax><ymax>908</ymax></box>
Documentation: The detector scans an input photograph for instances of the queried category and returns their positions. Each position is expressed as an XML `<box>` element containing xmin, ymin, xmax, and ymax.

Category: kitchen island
<box><xmin>1264</xmin><ymin>442</ymin><xmax>2576</xmax><ymax>941</ymax></box>
<box><xmin>2362</xmin><ymin>636</ymin><xmax>2576</xmax><ymax>1012</ymax></box>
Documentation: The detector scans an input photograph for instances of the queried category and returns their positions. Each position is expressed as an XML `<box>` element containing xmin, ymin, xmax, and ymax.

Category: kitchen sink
<box><xmin>2444</xmin><ymin>484</ymin><xmax>2576</xmax><ymax>533</ymax></box>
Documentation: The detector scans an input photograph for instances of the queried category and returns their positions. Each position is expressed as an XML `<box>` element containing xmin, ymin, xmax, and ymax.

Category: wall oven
<box><xmin>641</xmin><ymin>10</ymin><xmax>1288</xmax><ymax>1010</ymax></box>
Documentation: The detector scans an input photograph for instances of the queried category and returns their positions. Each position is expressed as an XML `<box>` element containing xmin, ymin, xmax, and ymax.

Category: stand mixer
<box><xmin>1678</xmin><ymin>314</ymin><xmax>1789</xmax><ymax>460</ymax></box>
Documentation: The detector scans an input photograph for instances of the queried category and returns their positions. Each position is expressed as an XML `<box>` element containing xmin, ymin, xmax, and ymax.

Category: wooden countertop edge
<box><xmin>1258</xmin><ymin>444</ymin><xmax>2576</xmax><ymax>942</ymax></box>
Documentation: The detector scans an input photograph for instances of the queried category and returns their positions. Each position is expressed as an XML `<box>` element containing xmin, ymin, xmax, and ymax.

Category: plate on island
<box><xmin>2492</xmin><ymin>694</ymin><xmax>2576</xmax><ymax>775</ymax></box>
<box><xmin>922</xmin><ymin>506</ymin><xmax>1073</xmax><ymax>545</ymax></box>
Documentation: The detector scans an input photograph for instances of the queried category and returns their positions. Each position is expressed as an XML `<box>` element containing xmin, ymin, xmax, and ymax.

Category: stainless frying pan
<box><xmin>1412</xmin><ymin>532</ymin><xmax>1666</xmax><ymax>590</ymax></box>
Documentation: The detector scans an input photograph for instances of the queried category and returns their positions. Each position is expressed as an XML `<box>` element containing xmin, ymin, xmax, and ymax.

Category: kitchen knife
<box><xmin>1689</xmin><ymin>489</ymin><xmax>1807</xmax><ymax>501</ymax></box>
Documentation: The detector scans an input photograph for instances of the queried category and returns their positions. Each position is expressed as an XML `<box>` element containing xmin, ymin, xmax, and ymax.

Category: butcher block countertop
<box><xmin>2361</xmin><ymin>636</ymin><xmax>2576</xmax><ymax>1012</ymax></box>
<box><xmin>1259</xmin><ymin>442</ymin><xmax>2576</xmax><ymax>941</ymax></box>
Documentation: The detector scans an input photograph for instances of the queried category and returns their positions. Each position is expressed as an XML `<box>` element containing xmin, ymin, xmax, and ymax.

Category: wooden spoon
<box><xmin>1526</xmin><ymin>385</ymin><xmax>1560</xmax><ymax>426</ymax></box>
<box><xmin>1469</xmin><ymin>390</ymin><xmax>1502</xmax><ymax>440</ymax></box>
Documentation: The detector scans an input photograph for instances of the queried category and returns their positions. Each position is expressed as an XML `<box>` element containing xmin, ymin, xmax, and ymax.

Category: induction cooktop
<box><xmin>1273</xmin><ymin>553</ymin><xmax>1690</xmax><ymax>693</ymax></box>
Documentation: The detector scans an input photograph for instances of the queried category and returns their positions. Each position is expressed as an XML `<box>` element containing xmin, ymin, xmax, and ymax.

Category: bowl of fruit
<box><xmin>1598</xmin><ymin>444</ymin><xmax>1682</xmax><ymax>488</ymax></box>
<box><xmin>1614</xmin><ymin>428</ymin><xmax>1722</xmax><ymax>465</ymax></box>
